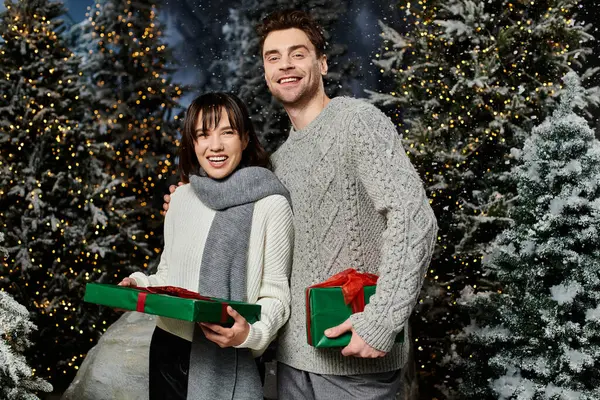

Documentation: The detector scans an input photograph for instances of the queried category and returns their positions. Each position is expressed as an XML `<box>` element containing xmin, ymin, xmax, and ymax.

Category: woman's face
<box><xmin>194</xmin><ymin>108</ymin><xmax>247</xmax><ymax>180</ymax></box>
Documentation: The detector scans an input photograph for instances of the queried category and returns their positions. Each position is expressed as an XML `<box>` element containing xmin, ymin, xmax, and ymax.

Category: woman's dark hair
<box><xmin>179</xmin><ymin>92</ymin><xmax>271</xmax><ymax>182</ymax></box>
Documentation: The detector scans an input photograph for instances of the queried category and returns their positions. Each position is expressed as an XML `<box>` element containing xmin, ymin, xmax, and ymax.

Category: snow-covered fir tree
<box><xmin>457</xmin><ymin>72</ymin><xmax>600</xmax><ymax>399</ymax></box>
<box><xmin>0</xmin><ymin>0</ymin><xmax>140</xmax><ymax>390</ymax></box>
<box><xmin>580</xmin><ymin>0</ymin><xmax>600</xmax><ymax>136</ymax></box>
<box><xmin>81</xmin><ymin>0</ymin><xmax>183</xmax><ymax>270</ymax></box>
<box><xmin>63</xmin><ymin>13</ymin><xmax>94</xmax><ymax>67</ymax></box>
<box><xmin>212</xmin><ymin>1</ymin><xmax>355</xmax><ymax>152</ymax></box>
<box><xmin>369</xmin><ymin>1</ymin><xmax>600</xmax><ymax>395</ymax></box>
<box><xmin>0</xmin><ymin>233</ymin><xmax>7</xmax><ymax>259</ymax></box>
<box><xmin>1</xmin><ymin>231</ymin><xmax>52</xmax><ymax>399</ymax></box>
<box><xmin>0</xmin><ymin>290</ymin><xmax>53</xmax><ymax>400</ymax></box>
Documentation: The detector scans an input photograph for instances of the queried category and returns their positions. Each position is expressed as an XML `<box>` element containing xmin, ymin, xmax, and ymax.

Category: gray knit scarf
<box><xmin>187</xmin><ymin>166</ymin><xmax>291</xmax><ymax>400</ymax></box>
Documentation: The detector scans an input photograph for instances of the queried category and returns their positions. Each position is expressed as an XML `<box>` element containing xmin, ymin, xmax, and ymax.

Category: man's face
<box><xmin>262</xmin><ymin>28</ymin><xmax>328</xmax><ymax>106</ymax></box>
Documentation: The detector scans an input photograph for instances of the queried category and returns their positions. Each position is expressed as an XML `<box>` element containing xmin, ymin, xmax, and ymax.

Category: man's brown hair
<box><xmin>257</xmin><ymin>10</ymin><xmax>326</xmax><ymax>57</ymax></box>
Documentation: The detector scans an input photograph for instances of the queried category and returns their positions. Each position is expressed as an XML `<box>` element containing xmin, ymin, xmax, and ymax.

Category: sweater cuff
<box><xmin>234</xmin><ymin>323</ymin><xmax>262</xmax><ymax>351</ymax></box>
<box><xmin>129</xmin><ymin>272</ymin><xmax>149</xmax><ymax>288</ymax></box>
<box><xmin>349</xmin><ymin>312</ymin><xmax>398</xmax><ymax>353</ymax></box>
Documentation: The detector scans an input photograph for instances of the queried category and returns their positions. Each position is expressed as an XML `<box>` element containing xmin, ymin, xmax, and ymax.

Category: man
<box><xmin>166</xmin><ymin>10</ymin><xmax>437</xmax><ymax>399</ymax></box>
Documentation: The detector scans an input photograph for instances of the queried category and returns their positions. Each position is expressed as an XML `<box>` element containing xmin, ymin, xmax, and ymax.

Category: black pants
<box><xmin>148</xmin><ymin>327</ymin><xmax>267</xmax><ymax>400</ymax></box>
<box><xmin>149</xmin><ymin>327</ymin><xmax>191</xmax><ymax>400</ymax></box>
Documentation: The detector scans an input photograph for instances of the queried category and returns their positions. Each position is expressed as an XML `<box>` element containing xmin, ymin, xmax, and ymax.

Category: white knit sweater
<box><xmin>130</xmin><ymin>184</ymin><xmax>293</xmax><ymax>357</ymax></box>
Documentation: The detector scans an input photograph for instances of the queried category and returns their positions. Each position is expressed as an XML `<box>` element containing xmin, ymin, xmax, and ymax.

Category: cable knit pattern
<box><xmin>272</xmin><ymin>97</ymin><xmax>437</xmax><ymax>375</ymax></box>
<box><xmin>129</xmin><ymin>184</ymin><xmax>293</xmax><ymax>357</ymax></box>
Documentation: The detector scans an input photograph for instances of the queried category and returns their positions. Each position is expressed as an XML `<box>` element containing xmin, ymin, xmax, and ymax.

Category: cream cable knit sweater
<box><xmin>130</xmin><ymin>184</ymin><xmax>294</xmax><ymax>357</ymax></box>
<box><xmin>272</xmin><ymin>97</ymin><xmax>438</xmax><ymax>375</ymax></box>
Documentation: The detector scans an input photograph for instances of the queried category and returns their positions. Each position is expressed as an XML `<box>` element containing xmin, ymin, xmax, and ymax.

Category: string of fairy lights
<box><xmin>0</xmin><ymin>1</ymin><xmax>99</xmax><ymax>380</ymax></box>
<box><xmin>374</xmin><ymin>0</ymin><xmax>592</xmax><ymax>386</ymax></box>
<box><xmin>0</xmin><ymin>0</ymin><xmax>181</xmax><ymax>385</ymax></box>
<box><xmin>86</xmin><ymin>0</ymin><xmax>182</xmax><ymax>272</ymax></box>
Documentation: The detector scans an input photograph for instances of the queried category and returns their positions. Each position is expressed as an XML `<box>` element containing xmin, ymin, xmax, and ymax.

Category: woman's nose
<box><xmin>209</xmin><ymin>135</ymin><xmax>224</xmax><ymax>151</ymax></box>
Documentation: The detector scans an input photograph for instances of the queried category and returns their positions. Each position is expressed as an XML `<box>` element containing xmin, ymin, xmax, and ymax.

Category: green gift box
<box><xmin>84</xmin><ymin>283</ymin><xmax>261</xmax><ymax>324</ymax></box>
<box><xmin>306</xmin><ymin>269</ymin><xmax>404</xmax><ymax>348</ymax></box>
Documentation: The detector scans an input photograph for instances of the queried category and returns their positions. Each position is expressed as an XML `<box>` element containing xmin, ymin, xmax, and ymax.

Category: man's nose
<box><xmin>279</xmin><ymin>55</ymin><xmax>295</xmax><ymax>70</ymax></box>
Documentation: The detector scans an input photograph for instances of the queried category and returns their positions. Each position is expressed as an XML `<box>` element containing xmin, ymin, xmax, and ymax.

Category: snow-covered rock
<box><xmin>62</xmin><ymin>312</ymin><xmax>155</xmax><ymax>400</ymax></box>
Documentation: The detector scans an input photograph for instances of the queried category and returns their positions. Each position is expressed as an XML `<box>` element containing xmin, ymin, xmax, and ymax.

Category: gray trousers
<box><xmin>277</xmin><ymin>363</ymin><xmax>402</xmax><ymax>400</ymax></box>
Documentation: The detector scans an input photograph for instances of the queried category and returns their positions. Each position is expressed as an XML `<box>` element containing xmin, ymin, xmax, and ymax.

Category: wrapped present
<box><xmin>84</xmin><ymin>283</ymin><xmax>261</xmax><ymax>325</ymax></box>
<box><xmin>306</xmin><ymin>269</ymin><xmax>404</xmax><ymax>348</ymax></box>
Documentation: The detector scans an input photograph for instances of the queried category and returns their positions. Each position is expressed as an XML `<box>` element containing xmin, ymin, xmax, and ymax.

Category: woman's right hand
<box><xmin>114</xmin><ymin>278</ymin><xmax>137</xmax><ymax>312</ymax></box>
<box><xmin>118</xmin><ymin>277</ymin><xmax>137</xmax><ymax>287</ymax></box>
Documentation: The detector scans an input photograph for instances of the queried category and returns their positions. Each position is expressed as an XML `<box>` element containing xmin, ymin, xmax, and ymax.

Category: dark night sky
<box><xmin>33</xmin><ymin>0</ymin><xmax>600</xmax><ymax>109</ymax></box>
<box><xmin>59</xmin><ymin>0</ymin><xmax>403</xmax><ymax>105</ymax></box>
<box><xmin>64</xmin><ymin>0</ymin><xmax>92</xmax><ymax>21</ymax></box>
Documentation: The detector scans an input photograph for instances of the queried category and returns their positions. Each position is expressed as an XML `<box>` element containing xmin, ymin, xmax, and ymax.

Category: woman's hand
<box><xmin>114</xmin><ymin>278</ymin><xmax>137</xmax><ymax>312</ymax></box>
<box><xmin>117</xmin><ymin>277</ymin><xmax>137</xmax><ymax>287</ymax></box>
<box><xmin>199</xmin><ymin>306</ymin><xmax>250</xmax><ymax>348</ymax></box>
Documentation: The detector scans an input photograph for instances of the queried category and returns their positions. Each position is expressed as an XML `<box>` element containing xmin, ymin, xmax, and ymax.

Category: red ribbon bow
<box><xmin>143</xmin><ymin>286</ymin><xmax>213</xmax><ymax>300</ymax></box>
<box><xmin>134</xmin><ymin>286</ymin><xmax>229</xmax><ymax>323</ymax></box>
<box><xmin>308</xmin><ymin>268</ymin><xmax>378</xmax><ymax>313</ymax></box>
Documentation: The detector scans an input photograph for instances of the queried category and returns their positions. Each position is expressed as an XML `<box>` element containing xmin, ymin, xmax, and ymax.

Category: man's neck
<box><xmin>285</xmin><ymin>92</ymin><xmax>331</xmax><ymax>131</ymax></box>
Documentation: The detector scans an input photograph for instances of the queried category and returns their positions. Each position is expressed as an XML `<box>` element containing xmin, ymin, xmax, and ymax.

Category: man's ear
<box><xmin>320</xmin><ymin>55</ymin><xmax>328</xmax><ymax>75</ymax></box>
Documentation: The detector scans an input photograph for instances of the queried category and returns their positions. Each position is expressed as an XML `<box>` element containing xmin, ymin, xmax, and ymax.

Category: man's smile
<box><xmin>278</xmin><ymin>76</ymin><xmax>302</xmax><ymax>85</ymax></box>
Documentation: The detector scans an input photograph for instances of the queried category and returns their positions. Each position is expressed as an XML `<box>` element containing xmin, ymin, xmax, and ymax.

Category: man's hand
<box><xmin>162</xmin><ymin>182</ymin><xmax>183</xmax><ymax>213</ymax></box>
<box><xmin>199</xmin><ymin>306</ymin><xmax>250</xmax><ymax>348</ymax></box>
<box><xmin>325</xmin><ymin>319</ymin><xmax>387</xmax><ymax>358</ymax></box>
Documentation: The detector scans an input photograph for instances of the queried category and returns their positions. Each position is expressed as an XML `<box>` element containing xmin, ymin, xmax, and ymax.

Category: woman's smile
<box><xmin>206</xmin><ymin>155</ymin><xmax>229</xmax><ymax>168</ymax></box>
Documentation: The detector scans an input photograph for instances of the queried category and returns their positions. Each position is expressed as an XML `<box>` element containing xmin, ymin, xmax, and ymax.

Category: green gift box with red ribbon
<box><xmin>306</xmin><ymin>269</ymin><xmax>404</xmax><ymax>348</ymax></box>
<box><xmin>84</xmin><ymin>283</ymin><xmax>261</xmax><ymax>325</ymax></box>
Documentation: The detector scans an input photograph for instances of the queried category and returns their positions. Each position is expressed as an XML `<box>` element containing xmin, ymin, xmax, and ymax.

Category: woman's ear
<box><xmin>242</xmin><ymin>134</ymin><xmax>250</xmax><ymax>150</ymax></box>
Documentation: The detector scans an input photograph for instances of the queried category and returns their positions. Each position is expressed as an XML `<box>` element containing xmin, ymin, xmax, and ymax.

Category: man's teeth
<box><xmin>280</xmin><ymin>77</ymin><xmax>299</xmax><ymax>83</ymax></box>
<box><xmin>208</xmin><ymin>156</ymin><xmax>227</xmax><ymax>162</ymax></box>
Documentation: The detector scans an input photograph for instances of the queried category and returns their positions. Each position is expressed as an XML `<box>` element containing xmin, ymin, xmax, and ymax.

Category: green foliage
<box><xmin>370</xmin><ymin>1</ymin><xmax>599</xmax><ymax>397</ymax></box>
<box><xmin>458</xmin><ymin>73</ymin><xmax>600</xmax><ymax>399</ymax></box>
<box><xmin>0</xmin><ymin>0</ymin><xmax>128</xmax><ymax>389</ymax></box>
<box><xmin>0</xmin><ymin>0</ymin><xmax>182</xmax><ymax>390</ymax></box>
<box><xmin>81</xmin><ymin>0</ymin><xmax>184</xmax><ymax>271</ymax></box>
<box><xmin>0</xmin><ymin>288</ymin><xmax>53</xmax><ymax>400</ymax></box>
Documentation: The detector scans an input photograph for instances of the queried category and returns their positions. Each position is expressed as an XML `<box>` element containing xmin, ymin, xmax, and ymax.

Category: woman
<box><xmin>118</xmin><ymin>93</ymin><xmax>293</xmax><ymax>400</ymax></box>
